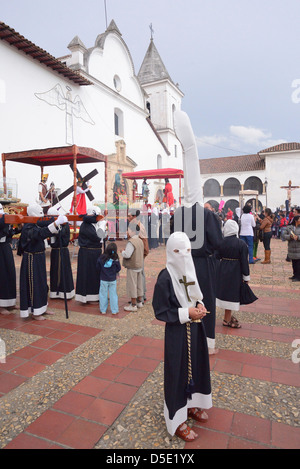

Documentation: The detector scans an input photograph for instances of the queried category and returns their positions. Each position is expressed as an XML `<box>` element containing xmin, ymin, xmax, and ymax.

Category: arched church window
<box><xmin>114</xmin><ymin>108</ymin><xmax>124</xmax><ymax>137</ymax></box>
<box><xmin>203</xmin><ymin>179</ymin><xmax>221</xmax><ymax>197</ymax></box>
<box><xmin>224</xmin><ymin>199</ymin><xmax>239</xmax><ymax>212</ymax></box>
<box><xmin>146</xmin><ymin>101</ymin><xmax>151</xmax><ymax>119</ymax></box>
<box><xmin>223</xmin><ymin>177</ymin><xmax>241</xmax><ymax>196</ymax></box>
<box><xmin>113</xmin><ymin>75</ymin><xmax>121</xmax><ymax>92</ymax></box>
<box><xmin>207</xmin><ymin>200</ymin><xmax>219</xmax><ymax>212</ymax></box>
<box><xmin>244</xmin><ymin>176</ymin><xmax>263</xmax><ymax>194</ymax></box>
<box><xmin>157</xmin><ymin>154</ymin><xmax>162</xmax><ymax>169</ymax></box>
<box><xmin>246</xmin><ymin>198</ymin><xmax>263</xmax><ymax>212</ymax></box>
<box><xmin>172</xmin><ymin>104</ymin><xmax>176</xmax><ymax>129</ymax></box>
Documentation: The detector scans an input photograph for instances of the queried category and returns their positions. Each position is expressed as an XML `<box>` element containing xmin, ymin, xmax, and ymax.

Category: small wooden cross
<box><xmin>149</xmin><ymin>23</ymin><xmax>154</xmax><ymax>40</ymax></box>
<box><xmin>179</xmin><ymin>276</ymin><xmax>195</xmax><ymax>302</ymax></box>
<box><xmin>280</xmin><ymin>180</ymin><xmax>300</xmax><ymax>210</ymax></box>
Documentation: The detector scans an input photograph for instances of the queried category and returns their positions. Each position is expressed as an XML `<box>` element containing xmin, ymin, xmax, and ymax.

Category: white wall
<box><xmin>264</xmin><ymin>152</ymin><xmax>300</xmax><ymax>210</ymax></box>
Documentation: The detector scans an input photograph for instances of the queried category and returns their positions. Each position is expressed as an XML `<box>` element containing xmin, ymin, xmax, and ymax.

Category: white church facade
<box><xmin>0</xmin><ymin>20</ymin><xmax>184</xmax><ymax>209</ymax></box>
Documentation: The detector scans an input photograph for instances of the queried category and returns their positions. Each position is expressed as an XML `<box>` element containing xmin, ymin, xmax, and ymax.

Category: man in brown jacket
<box><xmin>122</xmin><ymin>223</ymin><xmax>145</xmax><ymax>312</ymax></box>
<box><xmin>128</xmin><ymin>209</ymin><xmax>149</xmax><ymax>302</ymax></box>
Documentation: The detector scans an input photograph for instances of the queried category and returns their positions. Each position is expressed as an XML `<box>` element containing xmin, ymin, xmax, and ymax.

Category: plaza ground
<box><xmin>0</xmin><ymin>237</ymin><xmax>299</xmax><ymax>449</ymax></box>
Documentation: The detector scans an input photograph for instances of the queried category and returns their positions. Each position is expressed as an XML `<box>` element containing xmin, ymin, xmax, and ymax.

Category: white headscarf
<box><xmin>87</xmin><ymin>205</ymin><xmax>106</xmax><ymax>239</ymax></box>
<box><xmin>0</xmin><ymin>203</ymin><xmax>4</xmax><ymax>215</ymax></box>
<box><xmin>223</xmin><ymin>219</ymin><xmax>239</xmax><ymax>238</ymax></box>
<box><xmin>174</xmin><ymin>110</ymin><xmax>203</xmax><ymax>207</ymax></box>
<box><xmin>27</xmin><ymin>204</ymin><xmax>44</xmax><ymax>217</ymax></box>
<box><xmin>166</xmin><ymin>232</ymin><xmax>203</xmax><ymax>308</ymax></box>
<box><xmin>235</xmin><ymin>207</ymin><xmax>241</xmax><ymax>219</ymax></box>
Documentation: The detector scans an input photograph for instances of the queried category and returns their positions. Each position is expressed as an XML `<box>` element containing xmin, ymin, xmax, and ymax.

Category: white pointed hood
<box><xmin>174</xmin><ymin>110</ymin><xmax>203</xmax><ymax>207</ymax></box>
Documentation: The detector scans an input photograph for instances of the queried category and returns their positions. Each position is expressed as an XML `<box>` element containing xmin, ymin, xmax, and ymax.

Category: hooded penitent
<box><xmin>166</xmin><ymin>232</ymin><xmax>203</xmax><ymax>309</ymax></box>
<box><xmin>223</xmin><ymin>219</ymin><xmax>239</xmax><ymax>238</ymax></box>
<box><xmin>27</xmin><ymin>204</ymin><xmax>44</xmax><ymax>217</ymax></box>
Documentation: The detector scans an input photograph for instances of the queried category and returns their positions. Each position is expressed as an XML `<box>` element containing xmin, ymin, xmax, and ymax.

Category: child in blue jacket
<box><xmin>97</xmin><ymin>242</ymin><xmax>121</xmax><ymax>314</ymax></box>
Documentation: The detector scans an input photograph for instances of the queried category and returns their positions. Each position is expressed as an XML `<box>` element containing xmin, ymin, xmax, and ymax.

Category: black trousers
<box><xmin>292</xmin><ymin>259</ymin><xmax>300</xmax><ymax>279</ymax></box>
<box><xmin>263</xmin><ymin>231</ymin><xmax>272</xmax><ymax>250</ymax></box>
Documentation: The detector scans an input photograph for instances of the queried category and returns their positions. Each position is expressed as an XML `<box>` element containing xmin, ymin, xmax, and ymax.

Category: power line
<box><xmin>196</xmin><ymin>138</ymin><xmax>253</xmax><ymax>155</ymax></box>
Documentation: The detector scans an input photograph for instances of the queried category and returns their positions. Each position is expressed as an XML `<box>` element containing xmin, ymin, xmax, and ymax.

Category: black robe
<box><xmin>49</xmin><ymin>223</ymin><xmax>74</xmax><ymax>299</ymax></box>
<box><xmin>171</xmin><ymin>204</ymin><xmax>223</xmax><ymax>348</ymax></box>
<box><xmin>0</xmin><ymin>216</ymin><xmax>16</xmax><ymax>308</ymax></box>
<box><xmin>216</xmin><ymin>235</ymin><xmax>250</xmax><ymax>310</ymax></box>
<box><xmin>75</xmin><ymin>216</ymin><xmax>102</xmax><ymax>303</ymax></box>
<box><xmin>18</xmin><ymin>222</ymin><xmax>54</xmax><ymax>318</ymax></box>
<box><xmin>152</xmin><ymin>269</ymin><xmax>212</xmax><ymax>436</ymax></box>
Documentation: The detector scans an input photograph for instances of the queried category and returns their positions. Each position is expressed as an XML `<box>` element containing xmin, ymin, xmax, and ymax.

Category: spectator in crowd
<box><xmin>281</xmin><ymin>215</ymin><xmax>300</xmax><ymax>282</ymax></box>
<box><xmin>122</xmin><ymin>223</ymin><xmax>144</xmax><ymax>312</ymax></box>
<box><xmin>257</xmin><ymin>208</ymin><xmax>274</xmax><ymax>264</ymax></box>
<box><xmin>239</xmin><ymin>204</ymin><xmax>256</xmax><ymax>264</ymax></box>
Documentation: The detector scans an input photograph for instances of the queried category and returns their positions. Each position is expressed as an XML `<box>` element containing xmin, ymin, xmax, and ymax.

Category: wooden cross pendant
<box><xmin>179</xmin><ymin>276</ymin><xmax>195</xmax><ymax>302</ymax></box>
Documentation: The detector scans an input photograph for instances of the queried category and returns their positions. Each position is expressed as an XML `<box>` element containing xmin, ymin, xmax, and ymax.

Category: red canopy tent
<box><xmin>2</xmin><ymin>145</ymin><xmax>108</xmax><ymax>214</ymax></box>
<box><xmin>122</xmin><ymin>168</ymin><xmax>184</xmax><ymax>205</ymax></box>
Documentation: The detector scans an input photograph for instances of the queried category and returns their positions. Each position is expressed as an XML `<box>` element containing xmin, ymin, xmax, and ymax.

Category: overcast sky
<box><xmin>2</xmin><ymin>0</ymin><xmax>300</xmax><ymax>160</ymax></box>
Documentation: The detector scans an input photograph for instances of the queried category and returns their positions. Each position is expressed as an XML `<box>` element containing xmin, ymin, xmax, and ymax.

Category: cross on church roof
<box><xmin>149</xmin><ymin>23</ymin><xmax>154</xmax><ymax>40</ymax></box>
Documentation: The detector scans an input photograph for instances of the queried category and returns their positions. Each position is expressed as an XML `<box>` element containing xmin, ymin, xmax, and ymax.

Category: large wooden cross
<box><xmin>179</xmin><ymin>276</ymin><xmax>195</xmax><ymax>302</ymax></box>
<box><xmin>51</xmin><ymin>165</ymin><xmax>98</xmax><ymax>207</ymax></box>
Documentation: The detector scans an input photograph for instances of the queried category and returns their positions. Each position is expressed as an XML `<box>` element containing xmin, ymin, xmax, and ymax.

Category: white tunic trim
<box><xmin>0</xmin><ymin>298</ymin><xmax>16</xmax><ymax>307</ymax></box>
<box><xmin>207</xmin><ymin>337</ymin><xmax>215</xmax><ymax>349</ymax></box>
<box><xmin>20</xmin><ymin>304</ymin><xmax>48</xmax><ymax>318</ymax></box>
<box><xmin>164</xmin><ymin>393</ymin><xmax>212</xmax><ymax>436</ymax></box>
<box><xmin>216</xmin><ymin>298</ymin><xmax>240</xmax><ymax>311</ymax></box>
<box><xmin>49</xmin><ymin>290</ymin><xmax>75</xmax><ymax>299</ymax></box>
<box><xmin>75</xmin><ymin>293</ymin><xmax>99</xmax><ymax>303</ymax></box>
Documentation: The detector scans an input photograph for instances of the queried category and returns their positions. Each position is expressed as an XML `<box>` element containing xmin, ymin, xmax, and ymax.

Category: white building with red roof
<box><xmin>200</xmin><ymin>143</ymin><xmax>300</xmax><ymax>212</ymax></box>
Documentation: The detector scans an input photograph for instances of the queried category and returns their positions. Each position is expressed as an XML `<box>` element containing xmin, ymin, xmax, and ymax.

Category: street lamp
<box><xmin>264</xmin><ymin>177</ymin><xmax>268</xmax><ymax>207</ymax></box>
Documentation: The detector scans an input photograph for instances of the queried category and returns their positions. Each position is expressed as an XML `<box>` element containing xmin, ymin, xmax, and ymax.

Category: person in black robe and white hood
<box><xmin>75</xmin><ymin>205</ymin><xmax>107</xmax><ymax>303</ymax></box>
<box><xmin>216</xmin><ymin>219</ymin><xmax>250</xmax><ymax>329</ymax></box>
<box><xmin>47</xmin><ymin>206</ymin><xmax>75</xmax><ymax>300</ymax></box>
<box><xmin>171</xmin><ymin>110</ymin><xmax>223</xmax><ymax>354</ymax></box>
<box><xmin>18</xmin><ymin>204</ymin><xmax>68</xmax><ymax>320</ymax></box>
<box><xmin>0</xmin><ymin>203</ymin><xmax>17</xmax><ymax>315</ymax></box>
<box><xmin>152</xmin><ymin>231</ymin><xmax>212</xmax><ymax>442</ymax></box>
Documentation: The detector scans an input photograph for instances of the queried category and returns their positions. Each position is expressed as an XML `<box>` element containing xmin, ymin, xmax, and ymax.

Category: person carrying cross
<box><xmin>152</xmin><ymin>232</ymin><xmax>212</xmax><ymax>442</ymax></box>
<box><xmin>70</xmin><ymin>178</ymin><xmax>92</xmax><ymax>215</ymax></box>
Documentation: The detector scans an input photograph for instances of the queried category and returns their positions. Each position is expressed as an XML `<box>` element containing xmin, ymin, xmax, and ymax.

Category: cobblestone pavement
<box><xmin>0</xmin><ymin>238</ymin><xmax>299</xmax><ymax>449</ymax></box>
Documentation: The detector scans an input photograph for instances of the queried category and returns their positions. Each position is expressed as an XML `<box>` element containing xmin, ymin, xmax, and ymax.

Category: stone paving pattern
<box><xmin>0</xmin><ymin>238</ymin><xmax>299</xmax><ymax>449</ymax></box>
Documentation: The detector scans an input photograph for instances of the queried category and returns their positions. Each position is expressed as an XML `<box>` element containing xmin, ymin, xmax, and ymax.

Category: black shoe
<box><xmin>292</xmin><ymin>278</ymin><xmax>300</xmax><ymax>282</ymax></box>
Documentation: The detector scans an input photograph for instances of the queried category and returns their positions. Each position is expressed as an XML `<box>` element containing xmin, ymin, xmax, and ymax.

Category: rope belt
<box><xmin>222</xmin><ymin>257</ymin><xmax>239</xmax><ymax>261</ymax></box>
<box><xmin>24</xmin><ymin>251</ymin><xmax>44</xmax><ymax>312</ymax></box>
<box><xmin>185</xmin><ymin>322</ymin><xmax>194</xmax><ymax>399</ymax></box>
<box><xmin>185</xmin><ymin>313</ymin><xmax>209</xmax><ymax>399</ymax></box>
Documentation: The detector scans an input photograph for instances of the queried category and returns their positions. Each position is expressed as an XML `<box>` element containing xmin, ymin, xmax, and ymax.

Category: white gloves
<box><xmin>48</xmin><ymin>215</ymin><xmax>68</xmax><ymax>234</ymax></box>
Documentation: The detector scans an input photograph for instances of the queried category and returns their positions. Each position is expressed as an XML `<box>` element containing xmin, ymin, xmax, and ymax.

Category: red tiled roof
<box><xmin>259</xmin><ymin>142</ymin><xmax>300</xmax><ymax>153</ymax></box>
<box><xmin>0</xmin><ymin>21</ymin><xmax>92</xmax><ymax>86</ymax></box>
<box><xmin>199</xmin><ymin>153</ymin><xmax>265</xmax><ymax>175</ymax></box>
